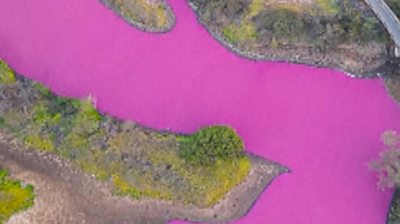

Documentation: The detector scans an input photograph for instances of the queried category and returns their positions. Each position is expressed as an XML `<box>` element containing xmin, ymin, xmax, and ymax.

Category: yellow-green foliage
<box><xmin>69</xmin><ymin>98</ymin><xmax>102</xmax><ymax>136</ymax></box>
<box><xmin>222</xmin><ymin>23</ymin><xmax>257</xmax><ymax>44</ymax></box>
<box><xmin>0</xmin><ymin>169</ymin><xmax>35</xmax><ymax>224</ymax></box>
<box><xmin>0</xmin><ymin>61</ymin><xmax>16</xmax><ymax>85</ymax></box>
<box><xmin>33</xmin><ymin>83</ymin><xmax>51</xmax><ymax>97</ymax></box>
<box><xmin>107</xmin><ymin>0</ymin><xmax>169</xmax><ymax>29</ymax></box>
<box><xmin>247</xmin><ymin>0</ymin><xmax>264</xmax><ymax>18</ymax></box>
<box><xmin>32</xmin><ymin>104</ymin><xmax>62</xmax><ymax>126</ymax></box>
<box><xmin>202</xmin><ymin>157</ymin><xmax>250</xmax><ymax>206</ymax></box>
<box><xmin>112</xmin><ymin>173</ymin><xmax>173</xmax><ymax>201</ymax></box>
<box><xmin>272</xmin><ymin>3</ymin><xmax>307</xmax><ymax>14</ymax></box>
<box><xmin>314</xmin><ymin>0</ymin><xmax>339</xmax><ymax>15</ymax></box>
<box><xmin>134</xmin><ymin>0</ymin><xmax>168</xmax><ymax>27</ymax></box>
<box><xmin>148</xmin><ymin>147</ymin><xmax>251</xmax><ymax>207</ymax></box>
<box><xmin>112</xmin><ymin>174</ymin><xmax>142</xmax><ymax>199</ymax></box>
<box><xmin>107</xmin><ymin>125</ymin><xmax>250</xmax><ymax>207</ymax></box>
<box><xmin>24</xmin><ymin>134</ymin><xmax>55</xmax><ymax>152</ymax></box>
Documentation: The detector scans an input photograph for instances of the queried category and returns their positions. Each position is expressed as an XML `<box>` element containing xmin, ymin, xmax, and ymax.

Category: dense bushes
<box><xmin>0</xmin><ymin>168</ymin><xmax>35</xmax><ymax>224</ymax></box>
<box><xmin>178</xmin><ymin>126</ymin><xmax>244</xmax><ymax>166</ymax></box>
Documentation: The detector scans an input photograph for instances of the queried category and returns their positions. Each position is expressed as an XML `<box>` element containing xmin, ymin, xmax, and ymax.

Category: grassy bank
<box><xmin>0</xmin><ymin>60</ymin><xmax>250</xmax><ymax>207</ymax></box>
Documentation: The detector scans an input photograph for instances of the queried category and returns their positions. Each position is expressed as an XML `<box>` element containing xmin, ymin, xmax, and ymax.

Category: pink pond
<box><xmin>1</xmin><ymin>0</ymin><xmax>400</xmax><ymax>223</ymax></box>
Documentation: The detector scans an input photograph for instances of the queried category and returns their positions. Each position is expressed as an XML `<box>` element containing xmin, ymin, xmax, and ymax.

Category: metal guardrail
<box><xmin>364</xmin><ymin>0</ymin><xmax>400</xmax><ymax>57</ymax></box>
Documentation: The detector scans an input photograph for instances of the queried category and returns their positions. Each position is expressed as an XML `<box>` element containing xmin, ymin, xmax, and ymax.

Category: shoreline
<box><xmin>187</xmin><ymin>1</ymin><xmax>397</xmax><ymax>79</ymax></box>
<box><xmin>0</xmin><ymin>131</ymin><xmax>287</xmax><ymax>224</ymax></box>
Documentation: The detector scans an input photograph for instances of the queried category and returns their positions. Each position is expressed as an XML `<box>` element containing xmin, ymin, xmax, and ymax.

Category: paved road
<box><xmin>364</xmin><ymin>0</ymin><xmax>400</xmax><ymax>51</ymax></box>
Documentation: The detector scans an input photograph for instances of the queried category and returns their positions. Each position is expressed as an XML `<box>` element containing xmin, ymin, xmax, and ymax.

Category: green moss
<box><xmin>0</xmin><ymin>169</ymin><xmax>35</xmax><ymax>224</ymax></box>
<box><xmin>0</xmin><ymin>61</ymin><xmax>16</xmax><ymax>85</ymax></box>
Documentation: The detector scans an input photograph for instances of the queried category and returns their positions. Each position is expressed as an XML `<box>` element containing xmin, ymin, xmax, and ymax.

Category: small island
<box><xmin>100</xmin><ymin>0</ymin><xmax>175</xmax><ymax>32</ymax></box>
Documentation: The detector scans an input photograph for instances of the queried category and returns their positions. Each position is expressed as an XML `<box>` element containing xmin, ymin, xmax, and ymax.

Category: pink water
<box><xmin>1</xmin><ymin>0</ymin><xmax>399</xmax><ymax>223</ymax></box>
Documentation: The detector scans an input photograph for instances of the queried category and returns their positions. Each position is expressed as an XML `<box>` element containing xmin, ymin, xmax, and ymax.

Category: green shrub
<box><xmin>33</xmin><ymin>83</ymin><xmax>51</xmax><ymax>97</ymax></box>
<box><xmin>0</xmin><ymin>61</ymin><xmax>15</xmax><ymax>85</ymax></box>
<box><xmin>178</xmin><ymin>125</ymin><xmax>244</xmax><ymax>166</ymax></box>
<box><xmin>0</xmin><ymin>169</ymin><xmax>35</xmax><ymax>224</ymax></box>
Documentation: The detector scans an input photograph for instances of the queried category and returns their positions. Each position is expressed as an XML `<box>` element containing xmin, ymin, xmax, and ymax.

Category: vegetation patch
<box><xmin>0</xmin><ymin>168</ymin><xmax>35</xmax><ymax>224</ymax></box>
<box><xmin>101</xmin><ymin>0</ymin><xmax>175</xmax><ymax>32</ymax></box>
<box><xmin>0</xmin><ymin>61</ymin><xmax>15</xmax><ymax>85</ymax></box>
<box><xmin>178</xmin><ymin>126</ymin><xmax>244</xmax><ymax>166</ymax></box>
<box><xmin>0</xmin><ymin>60</ymin><xmax>251</xmax><ymax>208</ymax></box>
<box><xmin>222</xmin><ymin>23</ymin><xmax>257</xmax><ymax>44</ymax></box>
<box><xmin>194</xmin><ymin>0</ymin><xmax>389</xmax><ymax>47</ymax></box>
<box><xmin>387</xmin><ymin>0</ymin><xmax>400</xmax><ymax>17</ymax></box>
<box><xmin>189</xmin><ymin>0</ymin><xmax>395</xmax><ymax>74</ymax></box>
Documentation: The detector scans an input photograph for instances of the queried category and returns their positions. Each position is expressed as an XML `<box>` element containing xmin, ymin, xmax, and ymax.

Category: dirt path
<box><xmin>0</xmin><ymin>133</ymin><xmax>286</xmax><ymax>224</ymax></box>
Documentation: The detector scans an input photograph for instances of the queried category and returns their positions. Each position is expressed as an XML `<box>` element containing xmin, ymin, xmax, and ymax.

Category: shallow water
<box><xmin>0</xmin><ymin>0</ymin><xmax>399</xmax><ymax>223</ymax></box>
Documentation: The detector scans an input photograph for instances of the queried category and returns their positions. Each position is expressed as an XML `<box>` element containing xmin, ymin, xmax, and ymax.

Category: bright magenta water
<box><xmin>1</xmin><ymin>0</ymin><xmax>399</xmax><ymax>223</ymax></box>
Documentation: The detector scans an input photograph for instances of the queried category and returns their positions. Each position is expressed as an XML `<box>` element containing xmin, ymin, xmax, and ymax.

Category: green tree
<box><xmin>178</xmin><ymin>125</ymin><xmax>244</xmax><ymax>166</ymax></box>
